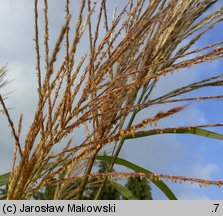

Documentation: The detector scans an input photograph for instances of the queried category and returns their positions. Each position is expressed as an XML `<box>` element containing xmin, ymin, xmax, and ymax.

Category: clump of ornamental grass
<box><xmin>1</xmin><ymin>0</ymin><xmax>223</xmax><ymax>200</ymax></box>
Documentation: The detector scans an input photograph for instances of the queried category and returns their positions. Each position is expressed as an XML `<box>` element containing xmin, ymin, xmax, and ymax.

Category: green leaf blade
<box><xmin>125</xmin><ymin>127</ymin><xmax>223</xmax><ymax>141</ymax></box>
<box><xmin>0</xmin><ymin>172</ymin><xmax>10</xmax><ymax>187</ymax></box>
<box><xmin>96</xmin><ymin>156</ymin><xmax>177</xmax><ymax>200</ymax></box>
<box><xmin>110</xmin><ymin>180</ymin><xmax>138</xmax><ymax>200</ymax></box>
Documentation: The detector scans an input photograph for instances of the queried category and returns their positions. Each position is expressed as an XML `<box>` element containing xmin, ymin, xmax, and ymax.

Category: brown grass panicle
<box><xmin>1</xmin><ymin>0</ymin><xmax>223</xmax><ymax>200</ymax></box>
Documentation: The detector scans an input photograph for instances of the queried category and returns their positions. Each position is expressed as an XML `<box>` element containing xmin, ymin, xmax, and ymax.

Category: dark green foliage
<box><xmin>0</xmin><ymin>185</ymin><xmax>8</xmax><ymax>200</ymax></box>
<box><xmin>86</xmin><ymin>159</ymin><xmax>153</xmax><ymax>200</ymax></box>
<box><xmin>84</xmin><ymin>160</ymin><xmax>121</xmax><ymax>200</ymax></box>
<box><xmin>33</xmin><ymin>179</ymin><xmax>81</xmax><ymax>200</ymax></box>
<box><xmin>84</xmin><ymin>181</ymin><xmax>121</xmax><ymax>200</ymax></box>
<box><xmin>125</xmin><ymin>176</ymin><xmax>152</xmax><ymax>200</ymax></box>
<box><xmin>33</xmin><ymin>184</ymin><xmax>56</xmax><ymax>200</ymax></box>
<box><xmin>33</xmin><ymin>159</ymin><xmax>152</xmax><ymax>200</ymax></box>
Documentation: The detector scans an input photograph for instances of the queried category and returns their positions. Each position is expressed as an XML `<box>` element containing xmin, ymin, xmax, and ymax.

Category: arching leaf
<box><xmin>110</xmin><ymin>180</ymin><xmax>138</xmax><ymax>200</ymax></box>
<box><xmin>125</xmin><ymin>127</ymin><xmax>223</xmax><ymax>141</ymax></box>
<box><xmin>96</xmin><ymin>155</ymin><xmax>177</xmax><ymax>200</ymax></box>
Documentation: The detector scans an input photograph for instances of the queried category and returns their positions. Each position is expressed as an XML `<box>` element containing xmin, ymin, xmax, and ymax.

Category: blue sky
<box><xmin>0</xmin><ymin>0</ymin><xmax>223</xmax><ymax>200</ymax></box>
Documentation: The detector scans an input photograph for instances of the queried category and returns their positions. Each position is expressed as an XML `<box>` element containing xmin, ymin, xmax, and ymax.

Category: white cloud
<box><xmin>172</xmin><ymin>163</ymin><xmax>218</xmax><ymax>200</ymax></box>
<box><xmin>191</xmin><ymin>163</ymin><xmax>219</xmax><ymax>179</ymax></box>
<box><xmin>177</xmin><ymin>190</ymin><xmax>210</xmax><ymax>200</ymax></box>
